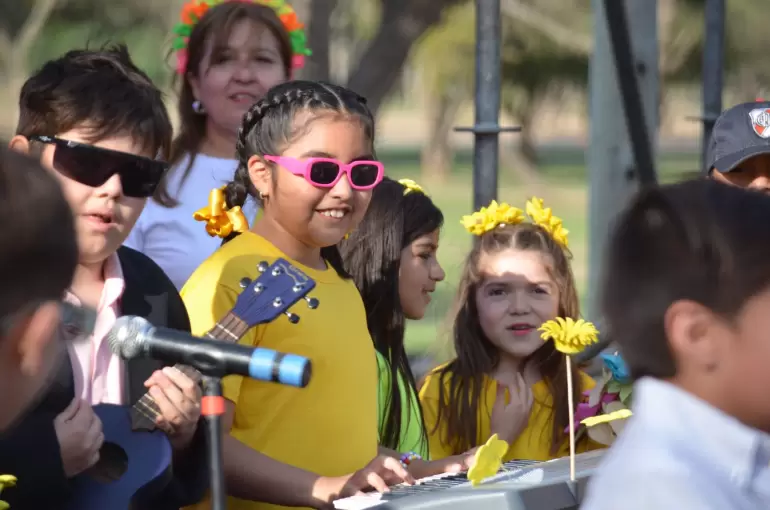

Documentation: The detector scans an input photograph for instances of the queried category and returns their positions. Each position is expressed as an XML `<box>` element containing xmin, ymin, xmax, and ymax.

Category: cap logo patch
<box><xmin>749</xmin><ymin>108</ymin><xmax>770</xmax><ymax>138</ymax></box>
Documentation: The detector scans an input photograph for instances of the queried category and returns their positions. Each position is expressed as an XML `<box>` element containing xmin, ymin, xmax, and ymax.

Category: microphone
<box><xmin>107</xmin><ymin>315</ymin><xmax>311</xmax><ymax>387</ymax></box>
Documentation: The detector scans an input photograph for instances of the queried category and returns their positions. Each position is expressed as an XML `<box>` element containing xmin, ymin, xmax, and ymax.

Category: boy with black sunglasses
<box><xmin>1</xmin><ymin>45</ymin><xmax>208</xmax><ymax>509</ymax></box>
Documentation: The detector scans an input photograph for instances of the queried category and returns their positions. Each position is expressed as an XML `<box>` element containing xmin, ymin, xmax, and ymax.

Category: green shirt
<box><xmin>376</xmin><ymin>351</ymin><xmax>429</xmax><ymax>458</ymax></box>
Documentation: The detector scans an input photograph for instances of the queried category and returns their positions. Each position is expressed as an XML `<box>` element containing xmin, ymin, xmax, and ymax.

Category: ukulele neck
<box><xmin>170</xmin><ymin>312</ymin><xmax>249</xmax><ymax>384</ymax></box>
<box><xmin>130</xmin><ymin>311</ymin><xmax>248</xmax><ymax>429</ymax></box>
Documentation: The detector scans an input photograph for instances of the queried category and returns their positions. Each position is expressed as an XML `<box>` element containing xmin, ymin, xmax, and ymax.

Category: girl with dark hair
<box><xmin>126</xmin><ymin>0</ymin><xmax>305</xmax><ymax>289</ymax></box>
<box><xmin>181</xmin><ymin>80</ymin><xmax>414</xmax><ymax>510</ymax></box>
<box><xmin>340</xmin><ymin>178</ymin><xmax>476</xmax><ymax>477</ymax></box>
<box><xmin>419</xmin><ymin>199</ymin><xmax>605</xmax><ymax>462</ymax></box>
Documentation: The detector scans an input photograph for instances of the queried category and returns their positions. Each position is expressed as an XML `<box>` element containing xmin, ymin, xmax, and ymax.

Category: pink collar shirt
<box><xmin>64</xmin><ymin>253</ymin><xmax>127</xmax><ymax>406</ymax></box>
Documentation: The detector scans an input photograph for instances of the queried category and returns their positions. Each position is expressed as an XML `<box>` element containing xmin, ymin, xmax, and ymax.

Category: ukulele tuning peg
<box><xmin>304</xmin><ymin>296</ymin><xmax>319</xmax><ymax>309</ymax></box>
<box><xmin>284</xmin><ymin>312</ymin><xmax>300</xmax><ymax>324</ymax></box>
<box><xmin>253</xmin><ymin>283</ymin><xmax>264</xmax><ymax>293</ymax></box>
<box><xmin>257</xmin><ymin>261</ymin><xmax>269</xmax><ymax>273</ymax></box>
<box><xmin>271</xmin><ymin>267</ymin><xmax>283</xmax><ymax>276</ymax></box>
<box><xmin>272</xmin><ymin>297</ymin><xmax>284</xmax><ymax>307</ymax></box>
<box><xmin>239</xmin><ymin>277</ymin><xmax>252</xmax><ymax>289</ymax></box>
<box><xmin>292</xmin><ymin>284</ymin><xmax>305</xmax><ymax>292</ymax></box>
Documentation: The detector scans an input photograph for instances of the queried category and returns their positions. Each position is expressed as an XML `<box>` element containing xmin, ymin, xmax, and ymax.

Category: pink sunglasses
<box><xmin>263</xmin><ymin>155</ymin><xmax>384</xmax><ymax>190</ymax></box>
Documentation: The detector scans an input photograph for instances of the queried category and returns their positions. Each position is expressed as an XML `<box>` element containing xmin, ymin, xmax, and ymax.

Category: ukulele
<box><xmin>65</xmin><ymin>258</ymin><xmax>319</xmax><ymax>510</ymax></box>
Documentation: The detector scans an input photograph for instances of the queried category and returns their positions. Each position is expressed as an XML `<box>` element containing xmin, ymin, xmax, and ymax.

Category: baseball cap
<box><xmin>707</xmin><ymin>101</ymin><xmax>770</xmax><ymax>173</ymax></box>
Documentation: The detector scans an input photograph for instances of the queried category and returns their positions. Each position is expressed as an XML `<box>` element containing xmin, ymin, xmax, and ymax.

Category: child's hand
<box><xmin>312</xmin><ymin>455</ymin><xmax>416</xmax><ymax>507</ymax></box>
<box><xmin>407</xmin><ymin>447</ymin><xmax>479</xmax><ymax>479</ymax></box>
<box><xmin>54</xmin><ymin>398</ymin><xmax>104</xmax><ymax>477</ymax></box>
<box><xmin>490</xmin><ymin>373</ymin><xmax>534</xmax><ymax>445</ymax></box>
<box><xmin>144</xmin><ymin>367</ymin><xmax>201</xmax><ymax>451</ymax></box>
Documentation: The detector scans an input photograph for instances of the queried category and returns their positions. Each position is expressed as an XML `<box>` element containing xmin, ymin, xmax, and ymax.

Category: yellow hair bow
<box><xmin>460</xmin><ymin>200</ymin><xmax>524</xmax><ymax>236</ymax></box>
<box><xmin>398</xmin><ymin>178</ymin><xmax>426</xmax><ymax>196</ymax></box>
<box><xmin>525</xmin><ymin>197</ymin><xmax>569</xmax><ymax>248</ymax></box>
<box><xmin>193</xmin><ymin>187</ymin><xmax>249</xmax><ymax>239</ymax></box>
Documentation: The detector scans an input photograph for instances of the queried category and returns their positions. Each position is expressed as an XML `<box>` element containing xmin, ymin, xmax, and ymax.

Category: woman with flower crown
<box><xmin>125</xmin><ymin>0</ymin><xmax>311</xmax><ymax>290</ymax></box>
<box><xmin>418</xmin><ymin>199</ymin><xmax>606</xmax><ymax>462</ymax></box>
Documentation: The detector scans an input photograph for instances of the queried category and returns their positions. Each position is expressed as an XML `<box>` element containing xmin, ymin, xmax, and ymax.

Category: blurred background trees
<box><xmin>2</xmin><ymin>0</ymin><xmax>769</xmax><ymax>174</ymax></box>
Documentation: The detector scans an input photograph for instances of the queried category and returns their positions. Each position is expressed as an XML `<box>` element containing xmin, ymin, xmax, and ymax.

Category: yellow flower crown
<box><xmin>194</xmin><ymin>187</ymin><xmax>249</xmax><ymax>238</ymax></box>
<box><xmin>398</xmin><ymin>178</ymin><xmax>426</xmax><ymax>196</ymax></box>
<box><xmin>460</xmin><ymin>197</ymin><xmax>569</xmax><ymax>247</ymax></box>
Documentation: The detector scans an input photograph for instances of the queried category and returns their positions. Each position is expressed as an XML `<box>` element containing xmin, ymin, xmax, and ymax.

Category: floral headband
<box><xmin>398</xmin><ymin>178</ymin><xmax>426</xmax><ymax>196</ymax></box>
<box><xmin>460</xmin><ymin>197</ymin><xmax>570</xmax><ymax>248</ymax></box>
<box><xmin>172</xmin><ymin>0</ymin><xmax>312</xmax><ymax>75</ymax></box>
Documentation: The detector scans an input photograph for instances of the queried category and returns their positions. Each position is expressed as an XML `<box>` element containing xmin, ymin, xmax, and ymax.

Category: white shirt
<box><xmin>124</xmin><ymin>153</ymin><xmax>257</xmax><ymax>290</ymax></box>
<box><xmin>582</xmin><ymin>377</ymin><xmax>770</xmax><ymax>510</ymax></box>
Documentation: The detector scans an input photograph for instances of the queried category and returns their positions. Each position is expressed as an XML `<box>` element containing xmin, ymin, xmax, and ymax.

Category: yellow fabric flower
<box><xmin>539</xmin><ymin>317</ymin><xmax>599</xmax><ymax>355</ymax></box>
<box><xmin>398</xmin><ymin>178</ymin><xmax>426</xmax><ymax>196</ymax></box>
<box><xmin>581</xmin><ymin>409</ymin><xmax>633</xmax><ymax>427</ymax></box>
<box><xmin>525</xmin><ymin>197</ymin><xmax>569</xmax><ymax>247</ymax></box>
<box><xmin>467</xmin><ymin>434</ymin><xmax>509</xmax><ymax>486</ymax></box>
<box><xmin>460</xmin><ymin>200</ymin><xmax>525</xmax><ymax>236</ymax></box>
<box><xmin>0</xmin><ymin>475</ymin><xmax>17</xmax><ymax>510</ymax></box>
<box><xmin>193</xmin><ymin>187</ymin><xmax>249</xmax><ymax>238</ymax></box>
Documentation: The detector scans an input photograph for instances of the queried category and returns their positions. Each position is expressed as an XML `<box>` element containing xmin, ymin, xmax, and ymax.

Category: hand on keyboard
<box><xmin>314</xmin><ymin>455</ymin><xmax>416</xmax><ymax>508</ymax></box>
<box><xmin>408</xmin><ymin>447</ymin><xmax>479</xmax><ymax>479</ymax></box>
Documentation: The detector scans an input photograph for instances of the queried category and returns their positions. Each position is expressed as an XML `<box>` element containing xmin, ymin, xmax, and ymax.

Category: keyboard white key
<box><xmin>333</xmin><ymin>460</ymin><xmax>539</xmax><ymax>509</ymax></box>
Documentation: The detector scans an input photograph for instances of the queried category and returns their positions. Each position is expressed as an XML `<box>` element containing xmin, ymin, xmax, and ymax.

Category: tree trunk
<box><xmin>420</xmin><ymin>89</ymin><xmax>463</xmax><ymax>183</ymax></box>
<box><xmin>345</xmin><ymin>0</ymin><xmax>465</xmax><ymax>116</ymax></box>
<box><xmin>302</xmin><ymin>0</ymin><xmax>336</xmax><ymax>81</ymax></box>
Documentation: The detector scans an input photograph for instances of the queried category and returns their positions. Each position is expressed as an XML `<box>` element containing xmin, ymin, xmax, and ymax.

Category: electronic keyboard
<box><xmin>334</xmin><ymin>450</ymin><xmax>605</xmax><ymax>510</ymax></box>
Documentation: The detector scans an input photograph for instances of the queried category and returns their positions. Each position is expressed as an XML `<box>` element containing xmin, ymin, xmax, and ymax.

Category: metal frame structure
<box><xmin>700</xmin><ymin>0</ymin><xmax>725</xmax><ymax>173</ymax></box>
<box><xmin>455</xmin><ymin>0</ymin><xmax>521</xmax><ymax>213</ymax></box>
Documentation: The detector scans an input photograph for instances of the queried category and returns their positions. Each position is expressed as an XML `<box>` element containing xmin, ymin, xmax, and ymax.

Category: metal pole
<box><xmin>701</xmin><ymin>0</ymin><xmax>725</xmax><ymax>173</ymax></box>
<box><xmin>455</xmin><ymin>0</ymin><xmax>520</xmax><ymax>215</ymax></box>
<box><xmin>582</xmin><ymin>0</ymin><xmax>658</xmax><ymax>363</ymax></box>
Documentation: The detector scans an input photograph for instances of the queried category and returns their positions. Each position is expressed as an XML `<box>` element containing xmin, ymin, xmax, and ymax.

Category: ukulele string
<box><xmin>132</xmin><ymin>312</ymin><xmax>247</xmax><ymax>423</ymax></box>
<box><xmin>132</xmin><ymin>271</ymin><xmax>309</xmax><ymax>424</ymax></box>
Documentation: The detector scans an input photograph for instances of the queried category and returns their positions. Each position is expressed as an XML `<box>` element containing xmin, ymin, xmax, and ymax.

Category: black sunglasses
<box><xmin>30</xmin><ymin>135</ymin><xmax>169</xmax><ymax>198</ymax></box>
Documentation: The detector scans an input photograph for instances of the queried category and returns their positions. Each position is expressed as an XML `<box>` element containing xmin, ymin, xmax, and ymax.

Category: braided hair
<box><xmin>223</xmin><ymin>80</ymin><xmax>374</xmax><ymax>278</ymax></box>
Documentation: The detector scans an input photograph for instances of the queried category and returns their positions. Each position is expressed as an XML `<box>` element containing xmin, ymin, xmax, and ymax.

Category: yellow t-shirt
<box><xmin>181</xmin><ymin>232</ymin><xmax>378</xmax><ymax>510</ymax></box>
<box><xmin>418</xmin><ymin>364</ymin><xmax>604</xmax><ymax>462</ymax></box>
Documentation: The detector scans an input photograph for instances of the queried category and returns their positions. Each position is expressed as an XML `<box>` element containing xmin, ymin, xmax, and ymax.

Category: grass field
<box><xmin>378</xmin><ymin>144</ymin><xmax>699</xmax><ymax>362</ymax></box>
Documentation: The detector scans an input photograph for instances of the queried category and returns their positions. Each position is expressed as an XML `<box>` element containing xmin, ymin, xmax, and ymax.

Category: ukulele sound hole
<box><xmin>86</xmin><ymin>442</ymin><xmax>129</xmax><ymax>483</ymax></box>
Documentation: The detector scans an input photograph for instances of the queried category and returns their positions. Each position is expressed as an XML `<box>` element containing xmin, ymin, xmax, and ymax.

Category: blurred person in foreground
<box><xmin>0</xmin><ymin>145</ymin><xmax>77</xmax><ymax>432</ymax></box>
<box><xmin>583</xmin><ymin>179</ymin><xmax>770</xmax><ymax>510</ymax></box>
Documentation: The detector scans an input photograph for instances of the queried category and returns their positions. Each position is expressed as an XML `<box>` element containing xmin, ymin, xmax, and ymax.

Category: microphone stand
<box><xmin>201</xmin><ymin>375</ymin><xmax>227</xmax><ymax>510</ymax></box>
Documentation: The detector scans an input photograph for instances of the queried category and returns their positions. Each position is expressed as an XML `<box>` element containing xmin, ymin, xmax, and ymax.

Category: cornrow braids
<box><xmin>223</xmin><ymin>80</ymin><xmax>374</xmax><ymax>278</ymax></box>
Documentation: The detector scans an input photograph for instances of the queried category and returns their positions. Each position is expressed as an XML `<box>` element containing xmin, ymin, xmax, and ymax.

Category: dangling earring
<box><xmin>192</xmin><ymin>100</ymin><xmax>206</xmax><ymax>114</ymax></box>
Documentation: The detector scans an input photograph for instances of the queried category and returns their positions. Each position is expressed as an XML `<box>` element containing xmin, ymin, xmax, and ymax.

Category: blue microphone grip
<box><xmin>248</xmin><ymin>349</ymin><xmax>312</xmax><ymax>388</ymax></box>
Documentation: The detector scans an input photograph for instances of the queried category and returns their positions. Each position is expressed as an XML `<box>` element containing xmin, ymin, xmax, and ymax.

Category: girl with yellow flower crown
<box><xmin>418</xmin><ymin>198</ymin><xmax>606</xmax><ymax>463</ymax></box>
<box><xmin>126</xmin><ymin>0</ymin><xmax>308</xmax><ymax>290</ymax></box>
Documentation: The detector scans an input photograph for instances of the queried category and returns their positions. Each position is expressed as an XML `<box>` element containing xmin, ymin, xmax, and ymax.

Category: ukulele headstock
<box><xmin>232</xmin><ymin>258</ymin><xmax>319</xmax><ymax>327</ymax></box>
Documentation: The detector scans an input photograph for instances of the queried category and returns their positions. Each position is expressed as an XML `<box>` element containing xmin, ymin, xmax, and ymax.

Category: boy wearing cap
<box><xmin>708</xmin><ymin>101</ymin><xmax>770</xmax><ymax>191</ymax></box>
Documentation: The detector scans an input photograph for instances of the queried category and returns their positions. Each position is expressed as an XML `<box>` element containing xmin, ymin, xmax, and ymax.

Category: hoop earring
<box><xmin>192</xmin><ymin>100</ymin><xmax>206</xmax><ymax>114</ymax></box>
<box><xmin>258</xmin><ymin>191</ymin><xmax>268</xmax><ymax>200</ymax></box>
